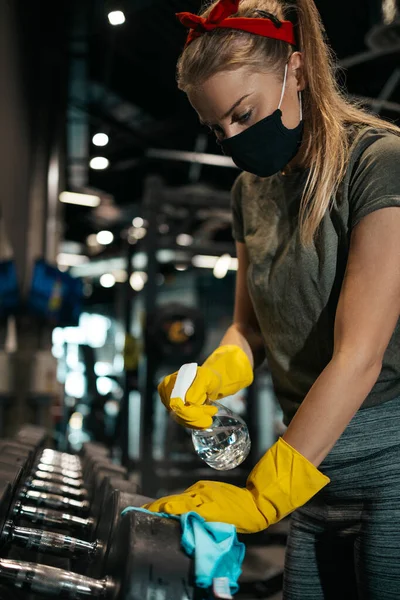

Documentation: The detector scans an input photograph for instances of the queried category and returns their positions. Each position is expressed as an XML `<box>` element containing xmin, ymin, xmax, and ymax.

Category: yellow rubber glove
<box><xmin>143</xmin><ymin>438</ymin><xmax>330</xmax><ymax>533</ymax></box>
<box><xmin>158</xmin><ymin>345</ymin><xmax>253</xmax><ymax>429</ymax></box>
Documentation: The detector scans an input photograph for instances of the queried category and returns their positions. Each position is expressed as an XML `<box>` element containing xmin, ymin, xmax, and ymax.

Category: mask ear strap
<box><xmin>299</xmin><ymin>91</ymin><xmax>303</xmax><ymax>121</ymax></box>
<box><xmin>278</xmin><ymin>63</ymin><xmax>304</xmax><ymax>122</ymax></box>
<box><xmin>278</xmin><ymin>63</ymin><xmax>288</xmax><ymax>110</ymax></box>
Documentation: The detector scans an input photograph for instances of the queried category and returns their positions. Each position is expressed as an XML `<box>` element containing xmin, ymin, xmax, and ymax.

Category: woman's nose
<box><xmin>222</xmin><ymin>123</ymin><xmax>242</xmax><ymax>139</ymax></box>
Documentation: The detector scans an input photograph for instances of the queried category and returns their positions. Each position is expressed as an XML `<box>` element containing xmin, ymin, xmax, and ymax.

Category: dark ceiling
<box><xmin>62</xmin><ymin>0</ymin><xmax>400</xmax><ymax>245</ymax></box>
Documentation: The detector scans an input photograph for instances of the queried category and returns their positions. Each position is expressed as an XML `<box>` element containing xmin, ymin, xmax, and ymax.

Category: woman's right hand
<box><xmin>158</xmin><ymin>345</ymin><xmax>254</xmax><ymax>429</ymax></box>
<box><xmin>158</xmin><ymin>364</ymin><xmax>220</xmax><ymax>429</ymax></box>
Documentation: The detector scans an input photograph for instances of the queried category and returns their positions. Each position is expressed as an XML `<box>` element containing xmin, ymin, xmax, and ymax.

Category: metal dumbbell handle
<box><xmin>41</xmin><ymin>449</ymin><xmax>81</xmax><ymax>462</ymax></box>
<box><xmin>36</xmin><ymin>463</ymin><xmax>83</xmax><ymax>480</ymax></box>
<box><xmin>39</xmin><ymin>457</ymin><xmax>81</xmax><ymax>471</ymax></box>
<box><xmin>33</xmin><ymin>470</ymin><xmax>84</xmax><ymax>488</ymax></box>
<box><xmin>20</xmin><ymin>488</ymin><xmax>90</xmax><ymax>513</ymax></box>
<box><xmin>13</xmin><ymin>502</ymin><xmax>94</xmax><ymax>535</ymax></box>
<box><xmin>40</xmin><ymin>452</ymin><xmax>81</xmax><ymax>469</ymax></box>
<box><xmin>26</xmin><ymin>478</ymin><xmax>88</xmax><ymax>499</ymax></box>
<box><xmin>3</xmin><ymin>521</ymin><xmax>103</xmax><ymax>561</ymax></box>
<box><xmin>0</xmin><ymin>558</ymin><xmax>115</xmax><ymax>599</ymax></box>
<box><xmin>38</xmin><ymin>457</ymin><xmax>83</xmax><ymax>473</ymax></box>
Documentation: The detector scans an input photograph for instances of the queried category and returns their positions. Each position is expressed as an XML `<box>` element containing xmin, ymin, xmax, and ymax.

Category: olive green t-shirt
<box><xmin>231</xmin><ymin>127</ymin><xmax>400</xmax><ymax>425</ymax></box>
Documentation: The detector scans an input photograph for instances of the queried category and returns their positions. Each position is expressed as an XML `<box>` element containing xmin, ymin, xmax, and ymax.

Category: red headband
<box><xmin>177</xmin><ymin>0</ymin><xmax>296</xmax><ymax>48</ymax></box>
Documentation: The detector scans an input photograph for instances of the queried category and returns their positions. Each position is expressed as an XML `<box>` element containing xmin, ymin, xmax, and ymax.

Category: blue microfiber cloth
<box><xmin>121</xmin><ymin>506</ymin><xmax>246</xmax><ymax>595</ymax></box>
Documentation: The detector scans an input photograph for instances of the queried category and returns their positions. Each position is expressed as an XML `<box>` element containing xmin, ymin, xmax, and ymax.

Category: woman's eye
<box><xmin>238</xmin><ymin>111</ymin><xmax>252</xmax><ymax>124</ymax></box>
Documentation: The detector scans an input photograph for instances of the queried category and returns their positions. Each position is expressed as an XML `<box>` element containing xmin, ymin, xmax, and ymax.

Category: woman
<box><xmin>144</xmin><ymin>0</ymin><xmax>400</xmax><ymax>597</ymax></box>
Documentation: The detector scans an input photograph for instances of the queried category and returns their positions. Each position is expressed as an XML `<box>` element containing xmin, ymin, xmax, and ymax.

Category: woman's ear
<box><xmin>290</xmin><ymin>51</ymin><xmax>306</xmax><ymax>92</ymax></box>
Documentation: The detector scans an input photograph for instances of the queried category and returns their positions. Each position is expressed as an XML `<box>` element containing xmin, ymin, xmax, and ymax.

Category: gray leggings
<box><xmin>283</xmin><ymin>396</ymin><xmax>400</xmax><ymax>600</ymax></box>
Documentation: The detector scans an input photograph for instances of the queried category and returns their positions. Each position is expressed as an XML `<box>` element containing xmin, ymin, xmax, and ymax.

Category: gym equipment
<box><xmin>0</xmin><ymin>437</ymin><xmax>129</xmax><ymax>527</ymax></box>
<box><xmin>0</xmin><ymin>448</ymin><xmax>146</xmax><ymax>573</ymax></box>
<box><xmin>0</xmin><ymin>510</ymin><xmax>200</xmax><ymax>600</ymax></box>
<box><xmin>0</xmin><ymin>475</ymin><xmax>152</xmax><ymax>573</ymax></box>
<box><xmin>8</xmin><ymin>441</ymin><xmax>89</xmax><ymax>515</ymax></box>
<box><xmin>0</xmin><ymin>442</ymin><xmax>130</xmax><ymax>515</ymax></box>
<box><xmin>9</xmin><ymin>443</ymin><xmax>130</xmax><ymax>520</ymax></box>
<box><xmin>14</xmin><ymin>481</ymin><xmax>129</xmax><ymax>540</ymax></box>
<box><xmin>85</xmin><ymin>490</ymin><xmax>152</xmax><ymax>578</ymax></box>
<box><xmin>145</xmin><ymin>303</ymin><xmax>205</xmax><ymax>365</ymax></box>
<box><xmin>15</xmin><ymin>424</ymin><xmax>50</xmax><ymax>449</ymax></box>
<box><xmin>0</xmin><ymin>427</ymin><xmax>201</xmax><ymax>598</ymax></box>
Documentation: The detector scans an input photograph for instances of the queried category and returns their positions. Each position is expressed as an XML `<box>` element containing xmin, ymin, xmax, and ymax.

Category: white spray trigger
<box><xmin>170</xmin><ymin>363</ymin><xmax>198</xmax><ymax>405</ymax></box>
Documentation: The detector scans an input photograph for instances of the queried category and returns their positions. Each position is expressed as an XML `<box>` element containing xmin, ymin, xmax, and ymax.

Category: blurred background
<box><xmin>0</xmin><ymin>0</ymin><xmax>399</xmax><ymax>500</ymax></box>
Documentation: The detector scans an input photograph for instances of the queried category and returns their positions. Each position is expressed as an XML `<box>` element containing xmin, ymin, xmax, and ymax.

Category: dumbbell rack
<box><xmin>0</xmin><ymin>425</ymin><xmax>206</xmax><ymax>600</ymax></box>
<box><xmin>0</xmin><ymin>436</ymin><xmax>139</xmax><ymax>566</ymax></box>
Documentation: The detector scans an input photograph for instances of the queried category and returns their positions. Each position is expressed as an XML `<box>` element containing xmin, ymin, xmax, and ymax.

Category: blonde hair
<box><xmin>177</xmin><ymin>0</ymin><xmax>400</xmax><ymax>246</ymax></box>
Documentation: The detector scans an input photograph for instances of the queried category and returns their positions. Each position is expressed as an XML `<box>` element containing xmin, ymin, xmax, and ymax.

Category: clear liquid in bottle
<box><xmin>191</xmin><ymin>413</ymin><xmax>251</xmax><ymax>471</ymax></box>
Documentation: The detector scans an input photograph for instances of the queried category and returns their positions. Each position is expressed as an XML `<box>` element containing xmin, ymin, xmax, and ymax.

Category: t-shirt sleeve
<box><xmin>349</xmin><ymin>132</ymin><xmax>400</xmax><ymax>229</ymax></box>
<box><xmin>231</xmin><ymin>173</ymin><xmax>245</xmax><ymax>243</ymax></box>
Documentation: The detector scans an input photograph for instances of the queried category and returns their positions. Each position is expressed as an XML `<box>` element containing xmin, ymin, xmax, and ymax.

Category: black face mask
<box><xmin>221</xmin><ymin>64</ymin><xmax>304</xmax><ymax>178</ymax></box>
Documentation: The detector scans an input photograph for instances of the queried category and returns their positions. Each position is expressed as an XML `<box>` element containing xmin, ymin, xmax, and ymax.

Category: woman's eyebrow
<box><xmin>200</xmin><ymin>93</ymin><xmax>253</xmax><ymax>126</ymax></box>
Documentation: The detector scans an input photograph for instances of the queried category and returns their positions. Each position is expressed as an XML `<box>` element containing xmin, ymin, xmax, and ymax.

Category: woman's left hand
<box><xmin>143</xmin><ymin>480</ymin><xmax>268</xmax><ymax>534</ymax></box>
<box><xmin>143</xmin><ymin>438</ymin><xmax>330</xmax><ymax>534</ymax></box>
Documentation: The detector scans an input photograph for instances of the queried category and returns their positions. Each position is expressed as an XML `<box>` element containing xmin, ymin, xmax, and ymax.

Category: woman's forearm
<box><xmin>283</xmin><ymin>353</ymin><xmax>382</xmax><ymax>467</ymax></box>
<box><xmin>219</xmin><ymin>323</ymin><xmax>265</xmax><ymax>369</ymax></box>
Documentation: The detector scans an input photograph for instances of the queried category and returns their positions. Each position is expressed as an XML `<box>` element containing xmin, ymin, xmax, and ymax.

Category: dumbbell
<box><xmin>1</xmin><ymin>438</ymin><xmax>134</xmax><ymax>537</ymax></box>
<box><xmin>2</xmin><ymin>440</ymin><xmax>141</xmax><ymax>543</ymax></box>
<box><xmin>0</xmin><ymin>510</ymin><xmax>200</xmax><ymax>600</ymax></box>
<box><xmin>37</xmin><ymin>446</ymin><xmax>121</xmax><ymax>494</ymax></box>
<box><xmin>14</xmin><ymin>474</ymin><xmax>137</xmax><ymax>539</ymax></box>
<box><xmin>0</xmin><ymin>440</ymin><xmax>84</xmax><ymax>489</ymax></box>
<box><xmin>0</xmin><ymin>472</ymin><xmax>153</xmax><ymax>576</ymax></box>
<box><xmin>0</xmin><ymin>456</ymin><xmax>148</xmax><ymax>553</ymax></box>
<box><xmin>15</xmin><ymin>424</ymin><xmax>50</xmax><ymax>450</ymax></box>
<box><xmin>2</xmin><ymin>476</ymin><xmax>155</xmax><ymax>578</ymax></box>
<box><xmin>37</xmin><ymin>444</ymin><xmax>108</xmax><ymax>478</ymax></box>
<box><xmin>0</xmin><ymin>452</ymin><xmax>91</xmax><ymax>523</ymax></box>
<box><xmin>44</xmin><ymin>457</ymin><xmax>130</xmax><ymax>523</ymax></box>
<box><xmin>16</xmin><ymin>424</ymin><xmax>108</xmax><ymax>464</ymax></box>
<box><xmin>0</xmin><ymin>450</ymin><xmax>90</xmax><ymax>515</ymax></box>
<box><xmin>0</xmin><ymin>460</ymin><xmax>120</xmax><ymax>553</ymax></box>
<box><xmin>0</xmin><ymin>441</ymin><xmax>85</xmax><ymax>495</ymax></box>
<box><xmin>3</xmin><ymin>441</ymin><xmax>129</xmax><ymax>520</ymax></box>
<box><xmin>15</xmin><ymin>428</ymin><xmax>109</xmax><ymax>476</ymax></box>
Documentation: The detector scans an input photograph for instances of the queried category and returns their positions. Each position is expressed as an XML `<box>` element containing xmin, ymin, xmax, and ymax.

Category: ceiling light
<box><xmin>130</xmin><ymin>274</ymin><xmax>144</xmax><ymax>292</ymax></box>
<box><xmin>108</xmin><ymin>10</ymin><xmax>125</xmax><ymax>25</ymax></box>
<box><xmin>129</xmin><ymin>227</ymin><xmax>147</xmax><ymax>240</ymax></box>
<box><xmin>192</xmin><ymin>255</ymin><xmax>239</xmax><ymax>271</ymax></box>
<box><xmin>60</xmin><ymin>241</ymin><xmax>82</xmax><ymax>255</ymax></box>
<box><xmin>132</xmin><ymin>217</ymin><xmax>144</xmax><ymax>228</ymax></box>
<box><xmin>192</xmin><ymin>255</ymin><xmax>218</xmax><ymax>269</ymax></box>
<box><xmin>94</xmin><ymin>362</ymin><xmax>113</xmax><ymax>377</ymax></box>
<box><xmin>176</xmin><ymin>234</ymin><xmax>193</xmax><ymax>247</ymax></box>
<box><xmin>96</xmin><ymin>230</ymin><xmax>114</xmax><ymax>245</ymax></box>
<box><xmin>213</xmin><ymin>254</ymin><xmax>232</xmax><ymax>279</ymax></box>
<box><xmin>87</xmin><ymin>234</ymin><xmax>100</xmax><ymax>247</ymax></box>
<box><xmin>175</xmin><ymin>265</ymin><xmax>188</xmax><ymax>271</ymax></box>
<box><xmin>113</xmin><ymin>270</ymin><xmax>128</xmax><ymax>283</ymax></box>
<box><xmin>92</xmin><ymin>133</ymin><xmax>109</xmax><ymax>147</ymax></box>
<box><xmin>90</xmin><ymin>157</ymin><xmax>109</xmax><ymax>170</ymax></box>
<box><xmin>100</xmin><ymin>274</ymin><xmax>116</xmax><ymax>288</ymax></box>
<box><xmin>59</xmin><ymin>192</ymin><xmax>100</xmax><ymax>207</ymax></box>
<box><xmin>57</xmin><ymin>253</ymin><xmax>89</xmax><ymax>267</ymax></box>
<box><xmin>130</xmin><ymin>271</ymin><xmax>148</xmax><ymax>292</ymax></box>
